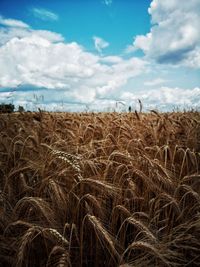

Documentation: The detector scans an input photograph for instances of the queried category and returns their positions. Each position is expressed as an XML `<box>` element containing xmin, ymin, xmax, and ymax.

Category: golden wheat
<box><xmin>0</xmin><ymin>111</ymin><xmax>199</xmax><ymax>266</ymax></box>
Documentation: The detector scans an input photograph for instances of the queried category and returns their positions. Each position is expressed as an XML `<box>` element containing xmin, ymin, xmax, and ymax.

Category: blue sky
<box><xmin>0</xmin><ymin>0</ymin><xmax>200</xmax><ymax>111</ymax></box>
<box><xmin>0</xmin><ymin>0</ymin><xmax>151</xmax><ymax>54</ymax></box>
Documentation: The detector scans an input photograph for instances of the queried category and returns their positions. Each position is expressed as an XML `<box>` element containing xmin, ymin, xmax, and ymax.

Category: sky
<box><xmin>0</xmin><ymin>0</ymin><xmax>200</xmax><ymax>111</ymax></box>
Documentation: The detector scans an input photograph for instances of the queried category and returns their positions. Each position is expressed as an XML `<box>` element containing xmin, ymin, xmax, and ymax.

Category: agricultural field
<box><xmin>0</xmin><ymin>111</ymin><xmax>200</xmax><ymax>267</ymax></box>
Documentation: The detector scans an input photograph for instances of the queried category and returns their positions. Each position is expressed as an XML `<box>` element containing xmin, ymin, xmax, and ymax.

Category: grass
<box><xmin>0</xmin><ymin>110</ymin><xmax>200</xmax><ymax>266</ymax></box>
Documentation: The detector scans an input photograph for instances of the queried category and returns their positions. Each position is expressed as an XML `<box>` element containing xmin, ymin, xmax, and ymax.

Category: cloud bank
<box><xmin>2</xmin><ymin>86</ymin><xmax>199</xmax><ymax>112</ymax></box>
<box><xmin>0</xmin><ymin>19</ymin><xmax>146</xmax><ymax>107</ymax></box>
<box><xmin>121</xmin><ymin>87</ymin><xmax>200</xmax><ymax>111</ymax></box>
<box><xmin>132</xmin><ymin>0</ymin><xmax>200</xmax><ymax>68</ymax></box>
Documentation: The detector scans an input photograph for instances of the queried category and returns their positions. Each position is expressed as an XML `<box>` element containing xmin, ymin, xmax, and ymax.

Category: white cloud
<box><xmin>1</xmin><ymin>14</ymin><xmax>198</xmax><ymax>112</ymax></box>
<box><xmin>5</xmin><ymin>86</ymin><xmax>199</xmax><ymax>112</ymax></box>
<box><xmin>134</xmin><ymin>33</ymin><xmax>152</xmax><ymax>53</ymax></box>
<box><xmin>100</xmin><ymin>56</ymin><xmax>122</xmax><ymax>64</ymax></box>
<box><xmin>0</xmin><ymin>18</ymin><xmax>63</xmax><ymax>46</ymax></box>
<box><xmin>93</xmin><ymin>36</ymin><xmax>109</xmax><ymax>53</ymax></box>
<box><xmin>121</xmin><ymin>87</ymin><xmax>200</xmax><ymax>111</ymax></box>
<box><xmin>0</xmin><ymin>35</ymin><xmax>97</xmax><ymax>89</ymax></box>
<box><xmin>124</xmin><ymin>44</ymin><xmax>136</xmax><ymax>54</ymax></box>
<box><xmin>144</xmin><ymin>78</ymin><xmax>167</xmax><ymax>86</ymax></box>
<box><xmin>0</xmin><ymin>16</ymin><xmax>29</xmax><ymax>28</ymax></box>
<box><xmin>31</xmin><ymin>8</ymin><xmax>59</xmax><ymax>21</ymax></box>
<box><xmin>0</xmin><ymin>91</ymin><xmax>15</xmax><ymax>99</ymax></box>
<box><xmin>132</xmin><ymin>0</ymin><xmax>200</xmax><ymax>68</ymax></box>
<box><xmin>0</xmin><ymin>19</ymin><xmax>146</xmax><ymax>107</ymax></box>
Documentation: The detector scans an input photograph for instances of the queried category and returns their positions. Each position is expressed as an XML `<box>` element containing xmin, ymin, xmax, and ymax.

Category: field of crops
<box><xmin>0</xmin><ymin>111</ymin><xmax>200</xmax><ymax>266</ymax></box>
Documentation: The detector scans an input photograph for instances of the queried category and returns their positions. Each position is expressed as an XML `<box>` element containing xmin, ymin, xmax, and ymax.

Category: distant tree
<box><xmin>0</xmin><ymin>103</ymin><xmax>14</xmax><ymax>113</ymax></box>
<box><xmin>18</xmin><ymin>105</ymin><xmax>25</xmax><ymax>112</ymax></box>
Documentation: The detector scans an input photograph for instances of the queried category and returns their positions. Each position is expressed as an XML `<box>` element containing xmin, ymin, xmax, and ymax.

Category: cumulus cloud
<box><xmin>0</xmin><ymin>19</ymin><xmax>63</xmax><ymax>46</ymax></box>
<box><xmin>132</xmin><ymin>0</ymin><xmax>200</xmax><ymax>68</ymax></box>
<box><xmin>0</xmin><ymin>18</ymin><xmax>146</xmax><ymax>108</ymax></box>
<box><xmin>31</xmin><ymin>8</ymin><xmax>59</xmax><ymax>21</ymax></box>
<box><xmin>93</xmin><ymin>36</ymin><xmax>109</xmax><ymax>53</ymax></box>
<box><xmin>124</xmin><ymin>44</ymin><xmax>136</xmax><ymax>54</ymax></box>
<box><xmin>0</xmin><ymin>36</ymin><xmax>97</xmax><ymax>89</ymax></box>
<box><xmin>1</xmin><ymin>13</ymin><xmax>198</xmax><ymax>112</ymax></box>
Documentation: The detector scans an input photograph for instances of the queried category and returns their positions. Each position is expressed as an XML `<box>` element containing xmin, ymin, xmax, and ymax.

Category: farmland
<box><xmin>0</xmin><ymin>111</ymin><xmax>200</xmax><ymax>266</ymax></box>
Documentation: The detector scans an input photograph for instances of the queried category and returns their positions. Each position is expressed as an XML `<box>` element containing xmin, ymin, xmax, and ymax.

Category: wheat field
<box><xmin>0</xmin><ymin>111</ymin><xmax>200</xmax><ymax>267</ymax></box>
